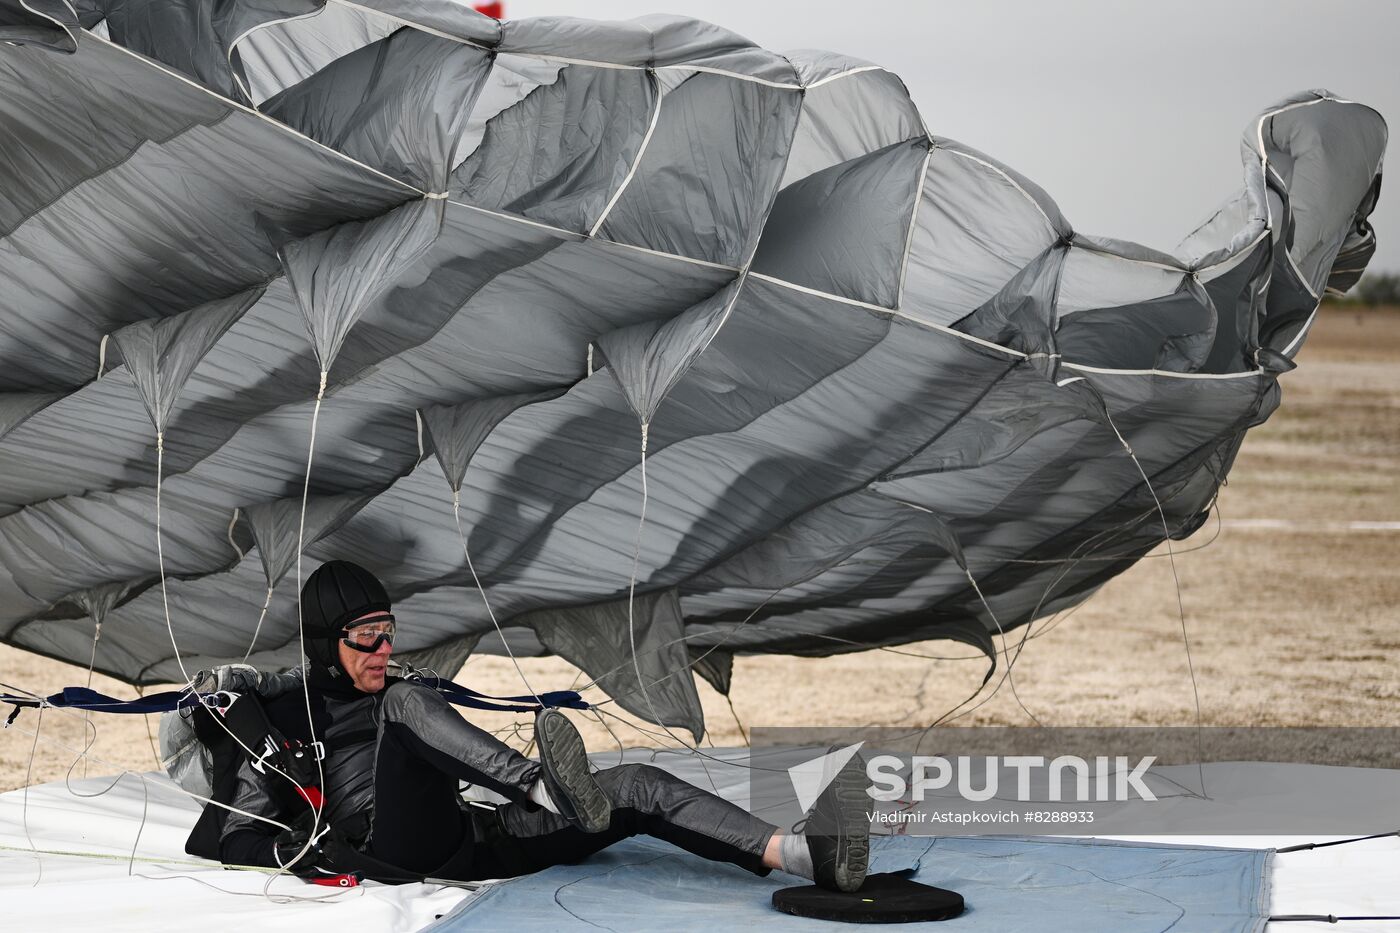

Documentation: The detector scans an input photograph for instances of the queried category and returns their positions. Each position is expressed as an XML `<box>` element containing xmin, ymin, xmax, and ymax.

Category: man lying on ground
<box><xmin>208</xmin><ymin>560</ymin><xmax>869</xmax><ymax>892</ymax></box>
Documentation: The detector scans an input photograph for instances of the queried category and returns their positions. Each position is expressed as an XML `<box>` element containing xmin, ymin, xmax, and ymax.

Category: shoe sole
<box><xmin>829</xmin><ymin>763</ymin><xmax>870</xmax><ymax>893</ymax></box>
<box><xmin>538</xmin><ymin>711</ymin><xmax>611</xmax><ymax>834</ymax></box>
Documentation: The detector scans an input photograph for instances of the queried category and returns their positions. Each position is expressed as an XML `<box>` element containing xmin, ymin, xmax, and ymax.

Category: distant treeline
<box><xmin>1330</xmin><ymin>272</ymin><xmax>1400</xmax><ymax>307</ymax></box>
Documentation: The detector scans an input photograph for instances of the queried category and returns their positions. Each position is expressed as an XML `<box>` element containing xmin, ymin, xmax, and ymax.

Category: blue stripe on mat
<box><xmin>424</xmin><ymin>834</ymin><xmax>1271</xmax><ymax>932</ymax></box>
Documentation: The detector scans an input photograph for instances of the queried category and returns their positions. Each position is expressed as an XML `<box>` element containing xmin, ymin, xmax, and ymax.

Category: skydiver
<box><xmin>212</xmin><ymin>559</ymin><xmax>869</xmax><ymax>892</ymax></box>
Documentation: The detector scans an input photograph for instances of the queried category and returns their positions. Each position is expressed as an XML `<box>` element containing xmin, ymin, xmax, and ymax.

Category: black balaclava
<box><xmin>300</xmin><ymin>560</ymin><xmax>391</xmax><ymax>686</ymax></box>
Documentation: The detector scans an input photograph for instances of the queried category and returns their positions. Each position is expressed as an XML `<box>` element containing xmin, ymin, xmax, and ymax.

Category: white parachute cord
<box><xmin>155</xmin><ymin>432</ymin><xmax>192</xmax><ymax>686</ymax></box>
<box><xmin>587</xmin><ymin>706</ymin><xmax>628</xmax><ymax>768</ymax></box>
<box><xmin>1100</xmin><ymin>405</ymin><xmax>1209</xmax><ymax>798</ymax></box>
<box><xmin>960</xmin><ymin>568</ymin><xmax>1044</xmax><ymax>727</ymax></box>
<box><xmin>724</xmin><ymin>693</ymin><xmax>749</xmax><ymax>746</ymax></box>
<box><xmin>133</xmin><ymin>865</ymin><xmax>361</xmax><ymax>904</ymax></box>
<box><xmin>22</xmin><ymin>702</ymin><xmax>44</xmax><ymax>886</ymax></box>
<box><xmin>96</xmin><ymin>334</ymin><xmax>109</xmax><ymax>379</ymax></box>
<box><xmin>627</xmin><ymin>420</ymin><xmax>669</xmax><ymax>734</ymax></box>
<box><xmin>0</xmin><ymin>843</ymin><xmax>373</xmax><ymax>903</ymax></box>
<box><xmin>449</xmin><ymin>487</ymin><xmax>542</xmax><ymax>704</ymax></box>
<box><xmin>81</xmin><ymin>621</ymin><xmax>101</xmax><ymax>778</ymax></box>
<box><xmin>0</xmin><ymin>684</ymin><xmax>297</xmax><ymax>836</ymax></box>
<box><xmin>63</xmin><ymin>692</ymin><xmax>101</xmax><ymax>790</ymax></box>
<box><xmin>136</xmin><ymin>685</ymin><xmax>161</xmax><ymax>770</ymax></box>
<box><xmin>289</xmin><ymin>369</ymin><xmax>331</xmax><ymax>888</ymax></box>
<box><xmin>620</xmin><ymin>423</ymin><xmax>722</xmax><ymax>793</ymax></box>
<box><xmin>923</xmin><ymin>522</ymin><xmax>1125</xmax><ymax>736</ymax></box>
<box><xmin>227</xmin><ymin>507</ymin><xmax>245</xmax><ymax>560</ymax></box>
<box><xmin>241</xmin><ymin>586</ymin><xmax>275</xmax><ymax>663</ymax></box>
<box><xmin>151</xmin><ymin>426</ymin><xmax>317</xmax><ymax>836</ymax></box>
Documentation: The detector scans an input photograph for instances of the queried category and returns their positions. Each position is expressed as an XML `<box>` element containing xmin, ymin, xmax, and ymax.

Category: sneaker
<box><xmin>535</xmin><ymin>709</ymin><xmax>611</xmax><ymax>834</ymax></box>
<box><xmin>804</xmin><ymin>752</ymin><xmax>869</xmax><ymax>892</ymax></box>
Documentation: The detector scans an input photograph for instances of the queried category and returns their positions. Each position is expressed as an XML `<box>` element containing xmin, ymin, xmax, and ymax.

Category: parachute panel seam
<box><xmin>19</xmin><ymin>0</ymin><xmax>79</xmax><ymax>49</ymax></box>
<box><xmin>896</xmin><ymin>142</ymin><xmax>935</xmax><ymax>310</ymax></box>
<box><xmin>443</xmin><ymin>198</ymin><xmax>739</xmax><ymax>271</ymax></box>
<box><xmin>328</xmin><ymin>0</ymin><xmax>502</xmax><ymax>50</ymax></box>
<box><xmin>227</xmin><ymin>6</ymin><xmax>328</xmax><ymax>106</ymax></box>
<box><xmin>89</xmin><ymin>30</ymin><xmax>426</xmax><ymax>199</ymax></box>
<box><xmin>803</xmin><ymin>65</ymin><xmax>888</xmax><ymax>90</ymax></box>
<box><xmin>589</xmin><ymin>70</ymin><xmax>663</xmax><ymax>238</ymax></box>
<box><xmin>940</xmin><ymin>148</ymin><xmax>1057</xmax><ymax>236</ymax></box>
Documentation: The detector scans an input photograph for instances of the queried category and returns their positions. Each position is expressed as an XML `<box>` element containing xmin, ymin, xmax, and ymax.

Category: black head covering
<box><xmin>300</xmin><ymin>560</ymin><xmax>391</xmax><ymax>684</ymax></box>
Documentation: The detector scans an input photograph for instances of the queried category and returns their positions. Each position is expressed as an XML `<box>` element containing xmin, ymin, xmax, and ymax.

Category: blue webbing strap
<box><xmin>1</xmin><ymin>686</ymin><xmax>199</xmax><ymax>715</ymax></box>
<box><xmin>415</xmin><ymin>678</ymin><xmax>590</xmax><ymax>713</ymax></box>
<box><xmin>1</xmin><ymin>681</ymin><xmax>589</xmax><ymax>717</ymax></box>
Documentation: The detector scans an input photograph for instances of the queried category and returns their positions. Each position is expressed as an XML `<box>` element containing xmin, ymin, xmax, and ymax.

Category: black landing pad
<box><xmin>772</xmin><ymin>873</ymin><xmax>965</xmax><ymax>923</ymax></box>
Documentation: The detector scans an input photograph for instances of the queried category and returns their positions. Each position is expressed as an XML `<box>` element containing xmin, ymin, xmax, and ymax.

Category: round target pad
<box><xmin>772</xmin><ymin>873</ymin><xmax>964</xmax><ymax>924</ymax></box>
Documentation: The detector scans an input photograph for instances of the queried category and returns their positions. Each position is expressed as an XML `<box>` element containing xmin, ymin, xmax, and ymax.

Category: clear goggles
<box><xmin>340</xmin><ymin>616</ymin><xmax>396</xmax><ymax>653</ymax></box>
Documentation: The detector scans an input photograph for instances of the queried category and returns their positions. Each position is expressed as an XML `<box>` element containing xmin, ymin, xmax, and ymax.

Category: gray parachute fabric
<box><xmin>688</xmin><ymin>647</ymin><xmax>733</xmax><ymax>696</ymax></box>
<box><xmin>243</xmin><ymin>492</ymin><xmax>373</xmax><ymax>590</ymax></box>
<box><xmin>0</xmin><ymin>3</ymin><xmax>1386</xmax><ymax>737</ymax></box>
<box><xmin>279</xmin><ymin>199</ymin><xmax>443</xmax><ymax>375</ymax></box>
<box><xmin>594</xmin><ymin>279</ymin><xmax>744</xmax><ymax>427</ymax></box>
<box><xmin>110</xmin><ymin>288</ymin><xmax>263</xmax><ymax>434</ymax></box>
<box><xmin>422</xmin><ymin>389</ymin><xmax>568</xmax><ymax>493</ymax></box>
<box><xmin>0</xmin><ymin>0</ymin><xmax>79</xmax><ymax>52</ymax></box>
<box><xmin>520</xmin><ymin>588</ymin><xmax>705</xmax><ymax>742</ymax></box>
<box><xmin>0</xmin><ymin>392</ymin><xmax>65</xmax><ymax>443</ymax></box>
<box><xmin>70</xmin><ymin>580</ymin><xmax>132</xmax><ymax>628</ymax></box>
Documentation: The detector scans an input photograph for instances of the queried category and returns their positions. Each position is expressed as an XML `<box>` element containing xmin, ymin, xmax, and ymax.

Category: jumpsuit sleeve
<box><xmin>218</xmin><ymin>756</ymin><xmax>288</xmax><ymax>868</ymax></box>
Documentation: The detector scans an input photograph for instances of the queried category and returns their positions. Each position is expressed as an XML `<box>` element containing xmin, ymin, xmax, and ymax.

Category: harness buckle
<box><xmin>250</xmin><ymin>736</ymin><xmax>277</xmax><ymax>774</ymax></box>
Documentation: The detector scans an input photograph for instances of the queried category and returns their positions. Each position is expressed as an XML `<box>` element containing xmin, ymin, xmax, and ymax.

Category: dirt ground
<box><xmin>3</xmin><ymin>306</ymin><xmax>1398</xmax><ymax>791</ymax></box>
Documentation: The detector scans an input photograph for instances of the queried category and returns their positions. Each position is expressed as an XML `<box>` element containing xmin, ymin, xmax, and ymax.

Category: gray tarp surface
<box><xmin>0</xmin><ymin>1</ymin><xmax>1386</xmax><ymax>736</ymax></box>
<box><xmin>426</xmin><ymin>834</ymin><xmax>1272</xmax><ymax>932</ymax></box>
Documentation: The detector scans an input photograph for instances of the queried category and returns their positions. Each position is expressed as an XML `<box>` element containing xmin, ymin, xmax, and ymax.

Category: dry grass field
<box><xmin>3</xmin><ymin>306</ymin><xmax>1397</xmax><ymax>791</ymax></box>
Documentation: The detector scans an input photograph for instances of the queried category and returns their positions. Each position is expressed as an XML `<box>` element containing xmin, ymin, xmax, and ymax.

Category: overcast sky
<box><xmin>510</xmin><ymin>0</ymin><xmax>1396</xmax><ymax>274</ymax></box>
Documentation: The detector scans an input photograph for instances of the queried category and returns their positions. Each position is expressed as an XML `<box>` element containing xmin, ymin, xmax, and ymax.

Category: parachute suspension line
<box><xmin>2</xmin><ymin>681</ymin><xmax>298</xmax><ymax>835</ymax></box>
<box><xmin>10</xmin><ymin>718</ymin><xmax>320</xmax><ymax>901</ymax></box>
<box><xmin>448</xmin><ymin>486</ymin><xmax>542</xmax><ymax>705</ymax></box>
<box><xmin>1099</xmin><ymin>404</ymin><xmax>1209</xmax><ymax>798</ymax></box>
<box><xmin>7</xmin><ymin>676</ymin><xmax>313</xmax><ymax>896</ymax></box>
<box><xmin>963</xmin><ymin>568</ymin><xmax>1043</xmax><ymax>727</ymax></box>
<box><xmin>591</xmin><ymin>705</ymin><xmax>791</xmax><ymax>778</ymax></box>
<box><xmin>617</xmin><ymin>422</ymin><xmax>734</xmax><ymax>792</ymax></box>
<box><xmin>625</xmin><ymin>422</ymin><xmax>676</xmax><ymax>742</ymax></box>
<box><xmin>587</xmin><ymin>706</ymin><xmax>629</xmax><ymax>768</ymax></box>
<box><xmin>227</xmin><ymin>508</ymin><xmax>244</xmax><ymax>560</ymax></box>
<box><xmin>21</xmin><ymin>703</ymin><xmax>44</xmax><ymax>886</ymax></box>
<box><xmin>81</xmin><ymin>621</ymin><xmax>102</xmax><ymax>778</ymax></box>
<box><xmin>292</xmin><ymin>369</ymin><xmax>331</xmax><ymax>857</ymax></box>
<box><xmin>890</xmin><ymin>498</ymin><xmax>1045</xmax><ymax>729</ymax></box>
<box><xmin>241</xmin><ymin>586</ymin><xmax>275</xmax><ymax>664</ymax></box>
<box><xmin>137</xmin><ymin>685</ymin><xmax>161</xmax><ymax>770</ymax></box>
<box><xmin>413</xmin><ymin>408</ymin><xmax>424</xmax><ymax>459</ymax></box>
<box><xmin>154</xmin><ymin>431</ymin><xmax>193</xmax><ymax>686</ymax></box>
<box><xmin>906</xmin><ymin>500</ymin><xmax>1166</xmax><ymax>752</ymax></box>
<box><xmin>586</xmin><ymin>343</ymin><xmax>594</xmax><ymax>377</ymax></box>
<box><xmin>725</xmin><ymin>693</ymin><xmax>749</xmax><ymax>746</ymax></box>
<box><xmin>63</xmin><ymin>688</ymin><xmax>101</xmax><ymax>790</ymax></box>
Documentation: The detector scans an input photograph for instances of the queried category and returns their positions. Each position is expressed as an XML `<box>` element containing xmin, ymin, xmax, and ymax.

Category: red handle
<box><xmin>310</xmin><ymin>872</ymin><xmax>362</xmax><ymax>888</ymax></box>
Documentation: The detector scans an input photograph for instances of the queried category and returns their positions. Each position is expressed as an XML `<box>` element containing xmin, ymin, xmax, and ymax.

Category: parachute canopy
<box><xmin>0</xmin><ymin>1</ymin><xmax>1386</xmax><ymax>737</ymax></box>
